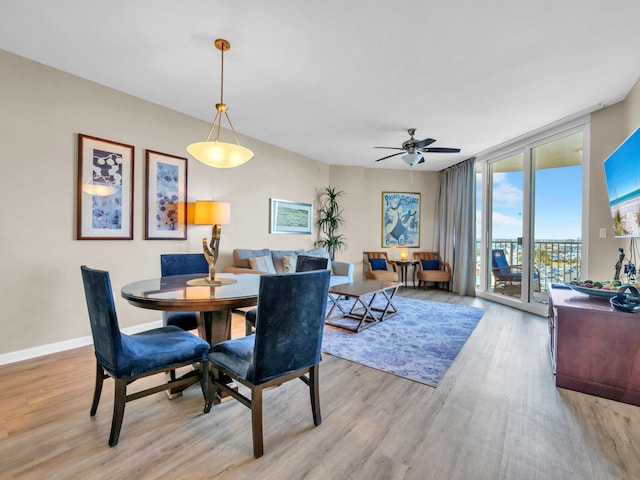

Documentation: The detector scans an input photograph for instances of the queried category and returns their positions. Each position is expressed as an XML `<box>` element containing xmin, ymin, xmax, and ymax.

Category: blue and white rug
<box><xmin>322</xmin><ymin>296</ymin><xmax>484</xmax><ymax>387</ymax></box>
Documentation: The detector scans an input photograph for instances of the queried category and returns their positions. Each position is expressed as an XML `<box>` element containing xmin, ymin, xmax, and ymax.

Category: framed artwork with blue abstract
<box><xmin>381</xmin><ymin>192</ymin><xmax>420</xmax><ymax>247</ymax></box>
<box><xmin>77</xmin><ymin>134</ymin><xmax>134</xmax><ymax>240</ymax></box>
<box><xmin>144</xmin><ymin>150</ymin><xmax>188</xmax><ymax>240</ymax></box>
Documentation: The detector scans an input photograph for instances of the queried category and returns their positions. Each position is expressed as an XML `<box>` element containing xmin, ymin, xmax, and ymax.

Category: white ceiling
<box><xmin>2</xmin><ymin>1</ymin><xmax>640</xmax><ymax>171</ymax></box>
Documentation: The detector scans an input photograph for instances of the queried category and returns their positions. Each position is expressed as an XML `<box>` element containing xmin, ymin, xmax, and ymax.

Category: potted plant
<box><xmin>316</xmin><ymin>186</ymin><xmax>346</xmax><ymax>260</ymax></box>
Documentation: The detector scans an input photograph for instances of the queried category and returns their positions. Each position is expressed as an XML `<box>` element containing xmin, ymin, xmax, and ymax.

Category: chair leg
<box><xmin>201</xmin><ymin>360</ymin><xmax>212</xmax><ymax>414</ymax></box>
<box><xmin>251</xmin><ymin>386</ymin><xmax>264</xmax><ymax>458</ymax></box>
<box><xmin>90</xmin><ymin>361</ymin><xmax>105</xmax><ymax>416</ymax></box>
<box><xmin>109</xmin><ymin>378</ymin><xmax>127</xmax><ymax>447</ymax></box>
<box><xmin>309</xmin><ymin>365</ymin><xmax>322</xmax><ymax>426</ymax></box>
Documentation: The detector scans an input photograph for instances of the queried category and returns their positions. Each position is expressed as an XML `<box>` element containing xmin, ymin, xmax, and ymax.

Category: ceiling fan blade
<box><xmin>413</xmin><ymin>137</ymin><xmax>436</xmax><ymax>148</ymax></box>
<box><xmin>373</xmin><ymin>146</ymin><xmax>404</xmax><ymax>151</ymax></box>
<box><xmin>375</xmin><ymin>152</ymin><xmax>404</xmax><ymax>162</ymax></box>
<box><xmin>416</xmin><ymin>157</ymin><xmax>425</xmax><ymax>164</ymax></box>
<box><xmin>421</xmin><ymin>147</ymin><xmax>461</xmax><ymax>153</ymax></box>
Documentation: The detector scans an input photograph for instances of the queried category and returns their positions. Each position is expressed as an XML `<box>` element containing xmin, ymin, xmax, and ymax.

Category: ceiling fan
<box><xmin>373</xmin><ymin>128</ymin><xmax>461</xmax><ymax>166</ymax></box>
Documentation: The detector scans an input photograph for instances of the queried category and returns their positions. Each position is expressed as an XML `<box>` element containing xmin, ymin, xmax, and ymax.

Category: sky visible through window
<box><xmin>477</xmin><ymin>165</ymin><xmax>583</xmax><ymax>241</ymax></box>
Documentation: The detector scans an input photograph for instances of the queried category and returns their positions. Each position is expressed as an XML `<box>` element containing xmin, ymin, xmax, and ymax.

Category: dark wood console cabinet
<box><xmin>548</xmin><ymin>286</ymin><xmax>640</xmax><ymax>406</ymax></box>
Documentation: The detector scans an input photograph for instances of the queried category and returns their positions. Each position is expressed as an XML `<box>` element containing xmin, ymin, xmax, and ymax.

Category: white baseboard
<box><xmin>0</xmin><ymin>320</ymin><xmax>163</xmax><ymax>366</ymax></box>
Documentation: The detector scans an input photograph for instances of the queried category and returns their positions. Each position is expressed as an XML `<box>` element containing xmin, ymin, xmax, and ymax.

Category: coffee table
<box><xmin>325</xmin><ymin>280</ymin><xmax>400</xmax><ymax>332</ymax></box>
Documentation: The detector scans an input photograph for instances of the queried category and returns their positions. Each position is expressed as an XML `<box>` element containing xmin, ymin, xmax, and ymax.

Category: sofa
<box><xmin>221</xmin><ymin>247</ymin><xmax>354</xmax><ymax>286</ymax></box>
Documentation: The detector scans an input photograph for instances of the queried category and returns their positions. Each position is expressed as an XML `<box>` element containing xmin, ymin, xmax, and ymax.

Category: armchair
<box><xmin>413</xmin><ymin>252</ymin><xmax>451</xmax><ymax>290</ymax></box>
<box><xmin>363</xmin><ymin>252</ymin><xmax>398</xmax><ymax>282</ymax></box>
<box><xmin>80</xmin><ymin>266</ymin><xmax>211</xmax><ymax>446</ymax></box>
<box><xmin>208</xmin><ymin>269</ymin><xmax>331</xmax><ymax>457</ymax></box>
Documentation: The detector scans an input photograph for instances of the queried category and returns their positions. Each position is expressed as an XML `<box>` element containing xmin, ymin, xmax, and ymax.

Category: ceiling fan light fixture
<box><xmin>373</xmin><ymin>129</ymin><xmax>459</xmax><ymax>167</ymax></box>
<box><xmin>402</xmin><ymin>152</ymin><xmax>423</xmax><ymax>166</ymax></box>
<box><xmin>187</xmin><ymin>38</ymin><xmax>254</xmax><ymax>168</ymax></box>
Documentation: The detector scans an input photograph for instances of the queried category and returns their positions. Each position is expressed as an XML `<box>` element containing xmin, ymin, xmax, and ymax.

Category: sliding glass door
<box><xmin>488</xmin><ymin>154</ymin><xmax>524</xmax><ymax>297</ymax></box>
<box><xmin>477</xmin><ymin>127</ymin><xmax>584</xmax><ymax>310</ymax></box>
<box><xmin>530</xmin><ymin>132</ymin><xmax>583</xmax><ymax>305</ymax></box>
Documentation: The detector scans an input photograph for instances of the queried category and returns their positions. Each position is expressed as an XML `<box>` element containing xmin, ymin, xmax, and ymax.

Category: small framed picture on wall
<box><xmin>144</xmin><ymin>150</ymin><xmax>188</xmax><ymax>240</ymax></box>
<box><xmin>77</xmin><ymin>134</ymin><xmax>134</xmax><ymax>240</ymax></box>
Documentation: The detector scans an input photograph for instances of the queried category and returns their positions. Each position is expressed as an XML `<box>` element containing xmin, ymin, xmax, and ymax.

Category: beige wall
<box><xmin>329</xmin><ymin>166</ymin><xmax>439</xmax><ymax>280</ymax></box>
<box><xmin>0</xmin><ymin>50</ymin><xmax>438</xmax><ymax>357</ymax></box>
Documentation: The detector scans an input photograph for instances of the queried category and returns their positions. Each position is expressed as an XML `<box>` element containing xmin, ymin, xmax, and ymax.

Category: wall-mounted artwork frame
<box><xmin>144</xmin><ymin>150</ymin><xmax>188</xmax><ymax>240</ymax></box>
<box><xmin>77</xmin><ymin>134</ymin><xmax>134</xmax><ymax>240</ymax></box>
<box><xmin>381</xmin><ymin>191</ymin><xmax>420</xmax><ymax>247</ymax></box>
<box><xmin>270</xmin><ymin>198</ymin><xmax>313</xmax><ymax>234</ymax></box>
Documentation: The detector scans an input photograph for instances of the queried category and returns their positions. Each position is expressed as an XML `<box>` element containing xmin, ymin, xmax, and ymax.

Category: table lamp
<box><xmin>400</xmin><ymin>247</ymin><xmax>409</xmax><ymax>261</ymax></box>
<box><xmin>192</xmin><ymin>200</ymin><xmax>231</xmax><ymax>284</ymax></box>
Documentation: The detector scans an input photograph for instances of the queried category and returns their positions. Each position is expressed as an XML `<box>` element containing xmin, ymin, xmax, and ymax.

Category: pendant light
<box><xmin>187</xmin><ymin>39</ymin><xmax>254</xmax><ymax>168</ymax></box>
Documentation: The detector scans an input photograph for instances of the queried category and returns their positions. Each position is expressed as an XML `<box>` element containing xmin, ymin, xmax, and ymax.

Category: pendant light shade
<box><xmin>187</xmin><ymin>141</ymin><xmax>253</xmax><ymax>168</ymax></box>
<box><xmin>187</xmin><ymin>39</ymin><xmax>254</xmax><ymax>168</ymax></box>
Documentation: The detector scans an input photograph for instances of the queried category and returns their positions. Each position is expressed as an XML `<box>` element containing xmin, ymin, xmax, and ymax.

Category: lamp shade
<box><xmin>192</xmin><ymin>200</ymin><xmax>231</xmax><ymax>225</ymax></box>
<box><xmin>187</xmin><ymin>141</ymin><xmax>253</xmax><ymax>169</ymax></box>
<box><xmin>402</xmin><ymin>153</ymin><xmax>423</xmax><ymax>166</ymax></box>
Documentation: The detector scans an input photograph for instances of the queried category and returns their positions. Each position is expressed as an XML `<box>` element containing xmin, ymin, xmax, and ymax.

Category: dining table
<box><xmin>120</xmin><ymin>272</ymin><xmax>261</xmax><ymax>345</ymax></box>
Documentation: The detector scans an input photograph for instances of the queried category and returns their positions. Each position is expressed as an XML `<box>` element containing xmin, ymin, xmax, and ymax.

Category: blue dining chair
<box><xmin>208</xmin><ymin>269</ymin><xmax>331</xmax><ymax>457</ymax></box>
<box><xmin>243</xmin><ymin>255</ymin><xmax>329</xmax><ymax>335</ymax></box>
<box><xmin>80</xmin><ymin>265</ymin><xmax>211</xmax><ymax>446</ymax></box>
<box><xmin>160</xmin><ymin>253</ymin><xmax>209</xmax><ymax>331</ymax></box>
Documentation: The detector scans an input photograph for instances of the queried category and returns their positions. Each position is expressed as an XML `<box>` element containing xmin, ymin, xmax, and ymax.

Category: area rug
<box><xmin>321</xmin><ymin>296</ymin><xmax>484</xmax><ymax>387</ymax></box>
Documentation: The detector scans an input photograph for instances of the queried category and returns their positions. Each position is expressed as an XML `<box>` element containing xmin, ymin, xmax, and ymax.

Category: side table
<box><xmin>392</xmin><ymin>260</ymin><xmax>418</xmax><ymax>288</ymax></box>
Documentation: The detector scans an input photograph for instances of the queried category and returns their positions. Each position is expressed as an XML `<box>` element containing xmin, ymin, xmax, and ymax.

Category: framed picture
<box><xmin>382</xmin><ymin>192</ymin><xmax>420</xmax><ymax>247</ymax></box>
<box><xmin>270</xmin><ymin>198</ymin><xmax>313</xmax><ymax>234</ymax></box>
<box><xmin>144</xmin><ymin>150</ymin><xmax>188</xmax><ymax>240</ymax></box>
<box><xmin>77</xmin><ymin>134</ymin><xmax>134</xmax><ymax>240</ymax></box>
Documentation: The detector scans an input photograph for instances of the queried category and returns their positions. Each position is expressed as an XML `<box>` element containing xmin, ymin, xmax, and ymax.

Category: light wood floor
<box><xmin>1</xmin><ymin>289</ymin><xmax>639</xmax><ymax>479</ymax></box>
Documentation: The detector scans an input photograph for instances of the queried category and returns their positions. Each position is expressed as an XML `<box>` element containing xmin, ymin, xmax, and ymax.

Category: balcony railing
<box><xmin>478</xmin><ymin>239</ymin><xmax>581</xmax><ymax>292</ymax></box>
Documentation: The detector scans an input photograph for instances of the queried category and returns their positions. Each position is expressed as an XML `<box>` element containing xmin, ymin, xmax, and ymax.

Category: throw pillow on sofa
<box><xmin>282</xmin><ymin>255</ymin><xmax>298</xmax><ymax>273</ymax></box>
<box><xmin>298</xmin><ymin>247</ymin><xmax>332</xmax><ymax>272</ymax></box>
<box><xmin>249</xmin><ymin>255</ymin><xmax>277</xmax><ymax>274</ymax></box>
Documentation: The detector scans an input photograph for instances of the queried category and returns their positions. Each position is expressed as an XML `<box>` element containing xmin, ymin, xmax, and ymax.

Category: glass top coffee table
<box><xmin>325</xmin><ymin>280</ymin><xmax>400</xmax><ymax>332</ymax></box>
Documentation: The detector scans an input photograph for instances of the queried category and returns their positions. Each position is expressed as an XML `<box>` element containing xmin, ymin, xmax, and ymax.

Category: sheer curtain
<box><xmin>434</xmin><ymin>157</ymin><xmax>476</xmax><ymax>296</ymax></box>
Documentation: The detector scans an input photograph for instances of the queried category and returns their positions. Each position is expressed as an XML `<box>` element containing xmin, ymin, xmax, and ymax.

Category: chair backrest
<box><xmin>491</xmin><ymin>249</ymin><xmax>510</xmax><ymax>276</ymax></box>
<box><xmin>160</xmin><ymin>253</ymin><xmax>209</xmax><ymax>276</ymax></box>
<box><xmin>249</xmin><ymin>269</ymin><xmax>331</xmax><ymax>384</ymax></box>
<box><xmin>364</xmin><ymin>252</ymin><xmax>391</xmax><ymax>272</ymax></box>
<box><xmin>295</xmin><ymin>255</ymin><xmax>328</xmax><ymax>272</ymax></box>
<box><xmin>160</xmin><ymin>254</ymin><xmax>208</xmax><ymax>329</ymax></box>
<box><xmin>80</xmin><ymin>266</ymin><xmax>123</xmax><ymax>375</ymax></box>
<box><xmin>365</xmin><ymin>251</ymin><xmax>389</xmax><ymax>262</ymax></box>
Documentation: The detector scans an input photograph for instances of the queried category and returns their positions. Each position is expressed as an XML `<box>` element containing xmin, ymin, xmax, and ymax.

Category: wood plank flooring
<box><xmin>1</xmin><ymin>289</ymin><xmax>639</xmax><ymax>479</ymax></box>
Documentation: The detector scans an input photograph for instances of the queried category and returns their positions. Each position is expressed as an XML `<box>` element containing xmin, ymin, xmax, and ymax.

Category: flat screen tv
<box><xmin>603</xmin><ymin>126</ymin><xmax>640</xmax><ymax>238</ymax></box>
